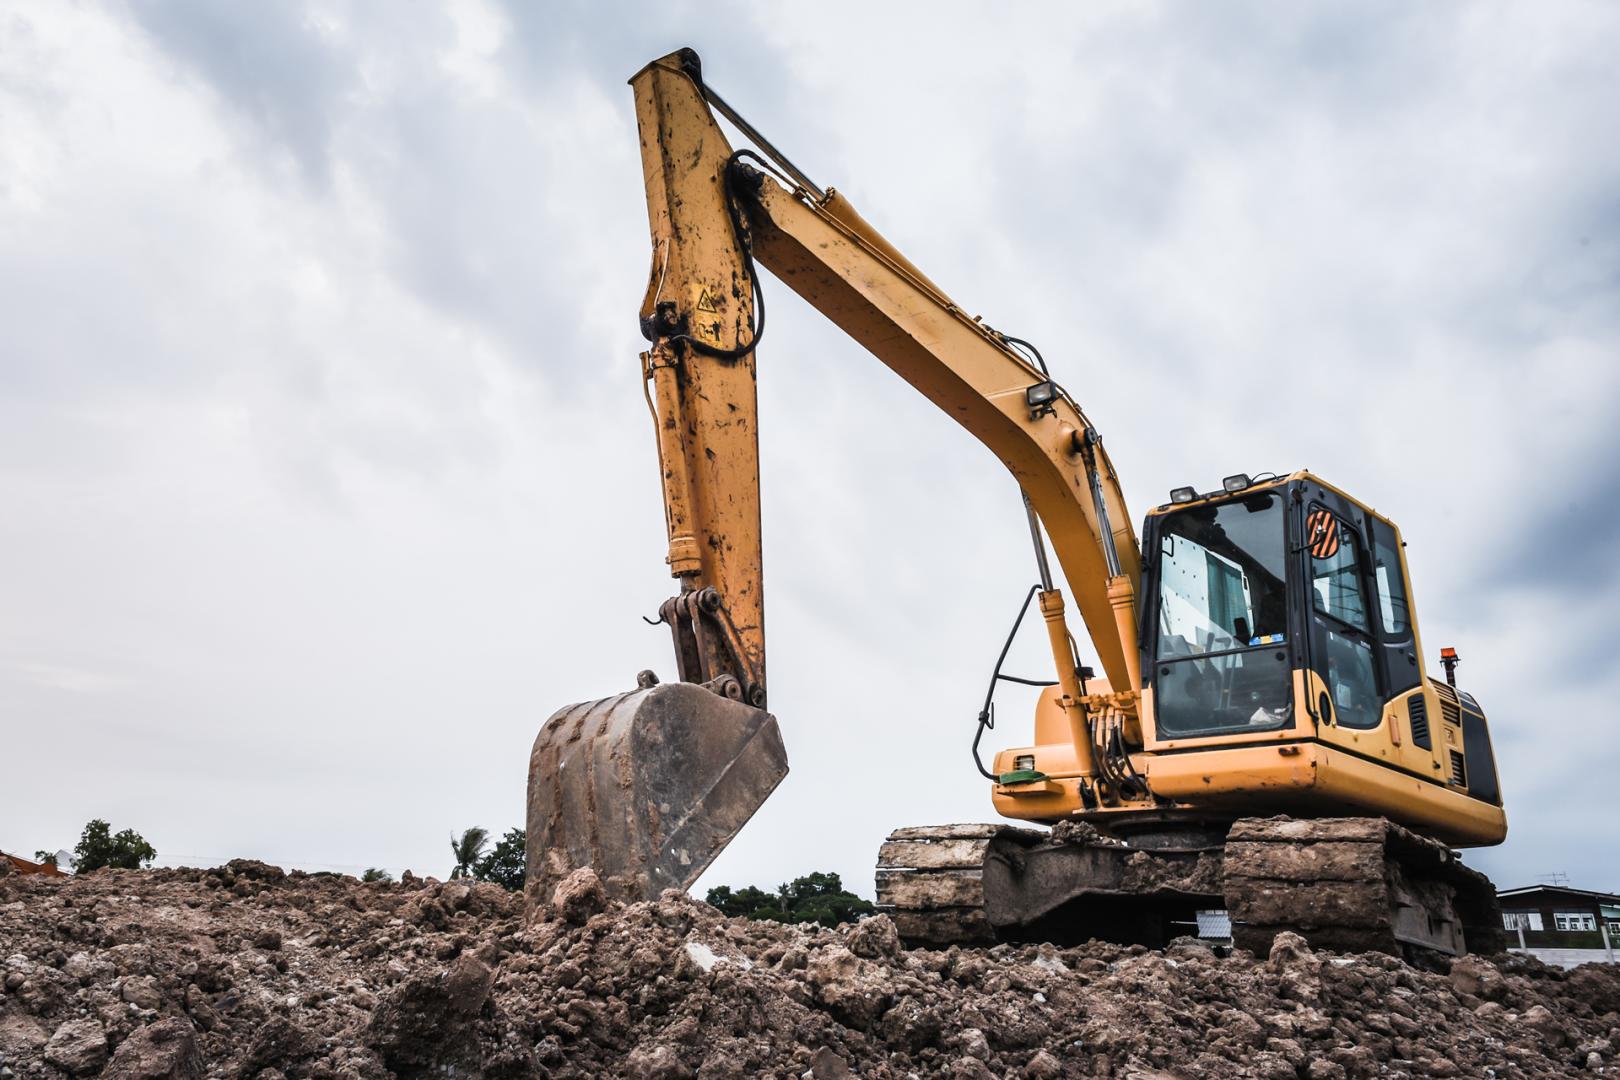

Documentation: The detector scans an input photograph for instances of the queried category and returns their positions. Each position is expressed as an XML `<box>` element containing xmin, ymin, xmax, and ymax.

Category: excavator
<box><xmin>526</xmin><ymin>49</ymin><xmax>1508</xmax><ymax>958</ymax></box>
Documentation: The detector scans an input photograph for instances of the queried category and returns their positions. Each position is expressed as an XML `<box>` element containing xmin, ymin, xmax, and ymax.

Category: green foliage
<box><xmin>33</xmin><ymin>851</ymin><xmax>57</xmax><ymax>867</ymax></box>
<box><xmin>72</xmin><ymin>819</ymin><xmax>156</xmax><ymax>872</ymax></box>
<box><xmin>473</xmin><ymin>827</ymin><xmax>526</xmax><ymax>891</ymax></box>
<box><xmin>449</xmin><ymin>827</ymin><xmax>489</xmax><ymax>880</ymax></box>
<box><xmin>705</xmin><ymin>871</ymin><xmax>874</xmax><ymax>927</ymax></box>
<box><xmin>361</xmin><ymin>868</ymin><xmax>393</xmax><ymax>883</ymax></box>
<box><xmin>705</xmin><ymin>884</ymin><xmax>780</xmax><ymax>918</ymax></box>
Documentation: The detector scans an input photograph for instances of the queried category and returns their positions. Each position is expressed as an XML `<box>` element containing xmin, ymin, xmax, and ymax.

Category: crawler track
<box><xmin>877</xmin><ymin>815</ymin><xmax>1502</xmax><ymax>957</ymax></box>
<box><xmin>874</xmin><ymin>825</ymin><xmax>1025</xmax><ymax>946</ymax></box>
<box><xmin>1222</xmin><ymin>816</ymin><xmax>1503</xmax><ymax>959</ymax></box>
<box><xmin>875</xmin><ymin>822</ymin><xmax>1222</xmax><ymax>948</ymax></box>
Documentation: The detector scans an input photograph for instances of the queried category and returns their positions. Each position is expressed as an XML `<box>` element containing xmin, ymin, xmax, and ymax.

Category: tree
<box><xmin>72</xmin><ymin>819</ymin><xmax>156</xmax><ymax>872</ymax></box>
<box><xmin>33</xmin><ymin>851</ymin><xmax>57</xmax><ymax>867</ymax></box>
<box><xmin>473</xmin><ymin>827</ymin><xmax>526</xmax><ymax>891</ymax></box>
<box><xmin>705</xmin><ymin>871</ymin><xmax>874</xmax><ymax>927</ymax></box>
<box><xmin>361</xmin><ymin>868</ymin><xmax>393</xmax><ymax>883</ymax></box>
<box><xmin>706</xmin><ymin>884</ymin><xmax>783</xmax><ymax>919</ymax></box>
<box><xmin>449</xmin><ymin>827</ymin><xmax>489</xmax><ymax>880</ymax></box>
<box><xmin>782</xmin><ymin>872</ymin><xmax>875</xmax><ymax>927</ymax></box>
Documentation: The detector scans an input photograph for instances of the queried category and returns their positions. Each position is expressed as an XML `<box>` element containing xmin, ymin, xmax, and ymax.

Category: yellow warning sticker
<box><xmin>696</xmin><ymin>287</ymin><xmax>721</xmax><ymax>314</ymax></box>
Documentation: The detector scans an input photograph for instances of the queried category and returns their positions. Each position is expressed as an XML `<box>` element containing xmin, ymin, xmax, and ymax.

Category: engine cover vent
<box><xmin>1434</xmin><ymin>682</ymin><xmax>1462</xmax><ymax>728</ymax></box>
<box><xmin>1407</xmin><ymin>693</ymin><xmax>1432</xmax><ymax>749</ymax></box>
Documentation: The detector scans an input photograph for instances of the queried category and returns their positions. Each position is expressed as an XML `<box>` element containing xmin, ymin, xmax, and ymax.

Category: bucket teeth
<box><xmin>525</xmin><ymin>682</ymin><xmax>788</xmax><ymax>917</ymax></box>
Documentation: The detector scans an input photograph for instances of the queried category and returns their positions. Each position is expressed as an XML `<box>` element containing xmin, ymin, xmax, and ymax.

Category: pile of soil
<box><xmin>1</xmin><ymin>862</ymin><xmax>1617</xmax><ymax>1078</ymax></box>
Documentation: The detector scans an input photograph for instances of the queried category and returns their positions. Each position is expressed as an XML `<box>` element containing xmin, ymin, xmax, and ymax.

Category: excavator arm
<box><xmin>634</xmin><ymin>48</ymin><xmax>1142</xmax><ymax>701</ymax></box>
<box><xmin>527</xmin><ymin>49</ymin><xmax>1143</xmax><ymax>906</ymax></box>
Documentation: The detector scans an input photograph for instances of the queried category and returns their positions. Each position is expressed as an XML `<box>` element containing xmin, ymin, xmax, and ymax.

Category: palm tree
<box><xmin>449</xmin><ymin>827</ymin><xmax>489</xmax><ymax>880</ymax></box>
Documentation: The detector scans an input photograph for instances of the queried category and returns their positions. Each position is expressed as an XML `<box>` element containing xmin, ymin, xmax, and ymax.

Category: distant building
<box><xmin>1499</xmin><ymin>885</ymin><xmax>1620</xmax><ymax>936</ymax></box>
<box><xmin>1</xmin><ymin>849</ymin><xmax>68</xmax><ymax>877</ymax></box>
<box><xmin>1498</xmin><ymin>884</ymin><xmax>1618</xmax><ymax>966</ymax></box>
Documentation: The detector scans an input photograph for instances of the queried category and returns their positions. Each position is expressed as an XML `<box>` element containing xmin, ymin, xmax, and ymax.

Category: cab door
<box><xmin>1299</xmin><ymin>491</ymin><xmax>1397</xmax><ymax>762</ymax></box>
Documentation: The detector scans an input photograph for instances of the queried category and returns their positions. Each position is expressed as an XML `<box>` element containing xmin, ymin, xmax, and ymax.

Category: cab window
<box><xmin>1308</xmin><ymin>508</ymin><xmax>1369</xmax><ymax>633</ymax></box>
<box><xmin>1152</xmin><ymin>493</ymin><xmax>1293</xmax><ymax>739</ymax></box>
<box><xmin>1323</xmin><ymin>627</ymin><xmax>1382</xmax><ymax>728</ymax></box>
<box><xmin>1370</xmin><ymin>520</ymin><xmax>1411</xmax><ymax>637</ymax></box>
<box><xmin>1307</xmin><ymin>505</ymin><xmax>1382</xmax><ymax>730</ymax></box>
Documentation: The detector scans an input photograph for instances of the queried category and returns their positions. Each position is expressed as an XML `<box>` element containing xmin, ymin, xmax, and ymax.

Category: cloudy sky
<box><xmin>4</xmin><ymin>2</ymin><xmax>1618</xmax><ymax>899</ymax></box>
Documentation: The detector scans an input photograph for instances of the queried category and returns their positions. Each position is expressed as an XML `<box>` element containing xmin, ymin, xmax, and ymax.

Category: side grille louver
<box><xmin>1433</xmin><ymin>682</ymin><xmax>1462</xmax><ymax>728</ymax></box>
<box><xmin>1449</xmin><ymin>750</ymin><xmax>1467</xmax><ymax>787</ymax></box>
<box><xmin>1407</xmin><ymin>693</ymin><xmax>1432</xmax><ymax>749</ymax></box>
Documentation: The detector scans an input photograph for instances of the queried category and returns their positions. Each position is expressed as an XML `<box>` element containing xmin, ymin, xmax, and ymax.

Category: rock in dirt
<box><xmin>366</xmin><ymin>953</ymin><xmax>494</xmax><ymax>1071</ymax></box>
<box><xmin>809</xmin><ymin>1045</ymin><xmax>853</xmax><ymax>1078</ymax></box>
<box><xmin>224</xmin><ymin>859</ymin><xmax>285</xmax><ymax>883</ymax></box>
<box><xmin>956</xmin><ymin>1027</ymin><xmax>991</xmax><ymax>1061</ymax></box>
<box><xmin>550</xmin><ymin>866</ymin><xmax>608</xmax><ymax>925</ymax></box>
<box><xmin>846</xmin><ymin>913</ymin><xmax>901</xmax><ymax>959</ymax></box>
<box><xmin>242</xmin><ymin>1015</ymin><xmax>318</xmax><ymax>1073</ymax></box>
<box><xmin>623</xmin><ymin>1040</ymin><xmax>692</xmax><ymax>1079</ymax></box>
<box><xmin>120</xmin><ymin>976</ymin><xmax>163</xmax><ymax>1012</ymax></box>
<box><xmin>1450</xmin><ymin>953</ymin><xmax>1506</xmax><ymax>1000</ymax></box>
<box><xmin>805</xmin><ymin>945</ymin><xmax>891</xmax><ymax>1028</ymax></box>
<box><xmin>1023</xmin><ymin>1048</ymin><xmax>1063</xmax><ymax>1078</ymax></box>
<box><xmin>3</xmin><ymin>865</ymin><xmax>1620</xmax><ymax>1078</ymax></box>
<box><xmin>102</xmin><ymin>1018</ymin><xmax>203</xmax><ymax>1080</ymax></box>
<box><xmin>42</xmin><ymin>1018</ymin><xmax>106</xmax><ymax>1075</ymax></box>
<box><xmin>1266</xmin><ymin>929</ymin><xmax>1315</xmax><ymax>970</ymax></box>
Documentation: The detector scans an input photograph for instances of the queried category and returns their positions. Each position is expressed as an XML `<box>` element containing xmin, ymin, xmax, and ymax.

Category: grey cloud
<box><xmin>117</xmin><ymin>3</ymin><xmax>805</xmax><ymax>395</ymax></box>
<box><xmin>492</xmin><ymin>1</ymin><xmax>800</xmax><ymax>120</ymax></box>
<box><xmin>126</xmin><ymin>1</ymin><xmax>354</xmax><ymax>188</ymax></box>
<box><xmin>1494</xmin><ymin>439</ymin><xmax>1620</xmax><ymax>594</ymax></box>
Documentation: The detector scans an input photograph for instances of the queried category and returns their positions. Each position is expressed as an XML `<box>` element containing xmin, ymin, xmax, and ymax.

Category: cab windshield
<box><xmin>1153</xmin><ymin>492</ymin><xmax>1292</xmax><ymax>737</ymax></box>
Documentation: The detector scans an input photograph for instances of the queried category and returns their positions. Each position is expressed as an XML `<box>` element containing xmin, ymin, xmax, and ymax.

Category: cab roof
<box><xmin>1144</xmin><ymin>470</ymin><xmax>1398</xmax><ymax>531</ymax></box>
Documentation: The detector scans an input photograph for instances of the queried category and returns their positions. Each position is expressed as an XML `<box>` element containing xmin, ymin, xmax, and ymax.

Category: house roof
<box><xmin>1</xmin><ymin>850</ymin><xmax>68</xmax><ymax>877</ymax></box>
<box><xmin>1498</xmin><ymin>884</ymin><xmax>1620</xmax><ymax>905</ymax></box>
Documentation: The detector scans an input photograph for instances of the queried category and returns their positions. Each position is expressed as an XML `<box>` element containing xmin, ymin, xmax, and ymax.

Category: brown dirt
<box><xmin>2</xmin><ymin>862</ymin><xmax>1618</xmax><ymax>1078</ymax></box>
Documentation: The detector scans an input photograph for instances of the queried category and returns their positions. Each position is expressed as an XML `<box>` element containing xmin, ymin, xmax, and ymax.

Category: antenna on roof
<box><xmin>1540</xmin><ymin>871</ymin><xmax>1570</xmax><ymax>887</ymax></box>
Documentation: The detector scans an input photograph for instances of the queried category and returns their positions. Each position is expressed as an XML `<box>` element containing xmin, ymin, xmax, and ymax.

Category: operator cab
<box><xmin>1132</xmin><ymin>470</ymin><xmax>1502</xmax><ymax>839</ymax></box>
<box><xmin>1140</xmin><ymin>471</ymin><xmax>1423</xmax><ymax>744</ymax></box>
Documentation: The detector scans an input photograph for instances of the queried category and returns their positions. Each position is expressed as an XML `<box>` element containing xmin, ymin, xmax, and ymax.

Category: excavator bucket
<box><xmin>525</xmin><ymin>682</ymin><xmax>788</xmax><ymax>912</ymax></box>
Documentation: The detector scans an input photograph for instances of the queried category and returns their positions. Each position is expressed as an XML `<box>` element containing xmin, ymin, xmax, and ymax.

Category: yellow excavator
<box><xmin>527</xmin><ymin>49</ymin><xmax>1507</xmax><ymax>958</ymax></box>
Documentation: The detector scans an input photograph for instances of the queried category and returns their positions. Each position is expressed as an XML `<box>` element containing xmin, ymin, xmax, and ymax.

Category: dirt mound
<box><xmin>1</xmin><ymin>864</ymin><xmax>1617</xmax><ymax>1078</ymax></box>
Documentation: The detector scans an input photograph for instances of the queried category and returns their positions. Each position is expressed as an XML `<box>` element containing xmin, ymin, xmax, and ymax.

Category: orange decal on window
<box><xmin>1308</xmin><ymin>509</ymin><xmax>1341</xmax><ymax>559</ymax></box>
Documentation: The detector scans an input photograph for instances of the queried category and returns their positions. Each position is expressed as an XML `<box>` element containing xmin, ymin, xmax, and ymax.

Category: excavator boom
<box><xmin>625</xmin><ymin>48</ymin><xmax>1142</xmax><ymax>695</ymax></box>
